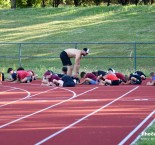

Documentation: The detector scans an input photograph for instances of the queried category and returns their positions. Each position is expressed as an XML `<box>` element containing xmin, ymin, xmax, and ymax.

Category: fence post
<box><xmin>75</xmin><ymin>43</ymin><xmax>78</xmax><ymax>49</ymax></box>
<box><xmin>133</xmin><ymin>42</ymin><xmax>137</xmax><ymax>71</ymax></box>
<box><xmin>18</xmin><ymin>43</ymin><xmax>22</xmax><ymax>67</ymax></box>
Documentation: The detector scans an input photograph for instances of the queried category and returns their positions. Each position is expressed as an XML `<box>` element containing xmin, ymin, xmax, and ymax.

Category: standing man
<box><xmin>60</xmin><ymin>48</ymin><xmax>89</xmax><ymax>77</ymax></box>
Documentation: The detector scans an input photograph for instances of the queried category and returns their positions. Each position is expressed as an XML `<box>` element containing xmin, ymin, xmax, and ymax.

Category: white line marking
<box><xmin>83</xmin><ymin>99</ymin><xmax>99</xmax><ymax>102</ymax></box>
<box><xmin>118</xmin><ymin>109</ymin><xmax>155</xmax><ymax>145</ymax></box>
<box><xmin>0</xmin><ymin>88</ymin><xmax>17</xmax><ymax>94</ymax></box>
<box><xmin>131</xmin><ymin>118</ymin><xmax>155</xmax><ymax>145</ymax></box>
<box><xmin>0</xmin><ymin>87</ymin><xmax>57</xmax><ymax>108</ymax></box>
<box><xmin>134</xmin><ymin>99</ymin><xmax>140</xmax><ymax>101</ymax></box>
<box><xmin>0</xmin><ymin>87</ymin><xmax>97</xmax><ymax>129</ymax></box>
<box><xmin>142</xmin><ymin>99</ymin><xmax>148</xmax><ymax>101</ymax></box>
<box><xmin>134</xmin><ymin>99</ymin><xmax>149</xmax><ymax>101</ymax></box>
<box><xmin>35</xmin><ymin>86</ymin><xmax>139</xmax><ymax>145</ymax></box>
<box><xmin>0</xmin><ymin>86</ymin><xmax>31</xmax><ymax>108</ymax></box>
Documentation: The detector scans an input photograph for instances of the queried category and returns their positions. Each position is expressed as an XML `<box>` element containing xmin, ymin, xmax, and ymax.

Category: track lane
<box><xmin>0</xmin><ymin>85</ymin><xmax>138</xmax><ymax>145</ymax></box>
<box><xmin>0</xmin><ymin>82</ymin><xmax>154</xmax><ymax>145</ymax></box>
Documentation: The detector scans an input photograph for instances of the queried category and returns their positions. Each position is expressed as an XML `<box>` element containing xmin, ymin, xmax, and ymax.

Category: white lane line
<box><xmin>35</xmin><ymin>86</ymin><xmax>139</xmax><ymax>145</ymax></box>
<box><xmin>0</xmin><ymin>87</ymin><xmax>97</xmax><ymax>129</ymax></box>
<box><xmin>0</xmin><ymin>88</ymin><xmax>17</xmax><ymax>94</ymax></box>
<box><xmin>118</xmin><ymin>109</ymin><xmax>155</xmax><ymax>145</ymax></box>
<box><xmin>83</xmin><ymin>99</ymin><xmax>99</xmax><ymax>102</ymax></box>
<box><xmin>0</xmin><ymin>87</ymin><xmax>57</xmax><ymax>108</ymax></box>
<box><xmin>0</xmin><ymin>86</ymin><xmax>31</xmax><ymax>108</ymax></box>
<box><xmin>134</xmin><ymin>99</ymin><xmax>149</xmax><ymax>101</ymax></box>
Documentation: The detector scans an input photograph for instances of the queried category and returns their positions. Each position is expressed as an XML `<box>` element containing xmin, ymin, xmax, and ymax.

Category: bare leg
<box><xmin>67</xmin><ymin>65</ymin><xmax>73</xmax><ymax>76</ymax></box>
<box><xmin>20</xmin><ymin>77</ymin><xmax>28</xmax><ymax>83</ymax></box>
<box><xmin>104</xmin><ymin>79</ymin><xmax>112</xmax><ymax>85</ymax></box>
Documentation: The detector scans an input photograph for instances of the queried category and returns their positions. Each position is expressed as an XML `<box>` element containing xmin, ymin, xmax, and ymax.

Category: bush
<box><xmin>0</xmin><ymin>0</ymin><xmax>10</xmax><ymax>8</ymax></box>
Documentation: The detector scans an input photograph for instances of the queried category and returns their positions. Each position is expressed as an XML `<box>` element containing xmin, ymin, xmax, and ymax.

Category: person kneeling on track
<box><xmin>99</xmin><ymin>73</ymin><xmax>120</xmax><ymax>86</ymax></box>
<box><xmin>42</xmin><ymin>70</ymin><xmax>54</xmax><ymax>84</ymax></box>
<box><xmin>134</xmin><ymin>70</ymin><xmax>146</xmax><ymax>80</ymax></box>
<box><xmin>121</xmin><ymin>73</ymin><xmax>142</xmax><ymax>85</ymax></box>
<box><xmin>42</xmin><ymin>71</ymin><xmax>60</xmax><ymax>86</ymax></box>
<box><xmin>79</xmin><ymin>71</ymin><xmax>98</xmax><ymax>85</ymax></box>
<box><xmin>7</xmin><ymin>68</ymin><xmax>32</xmax><ymax>83</ymax></box>
<box><xmin>146</xmin><ymin>72</ymin><xmax>155</xmax><ymax>86</ymax></box>
<box><xmin>53</xmin><ymin>75</ymin><xmax>76</xmax><ymax>87</ymax></box>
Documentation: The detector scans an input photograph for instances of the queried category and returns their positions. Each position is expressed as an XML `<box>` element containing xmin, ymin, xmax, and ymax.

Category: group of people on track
<box><xmin>0</xmin><ymin>48</ymin><xmax>155</xmax><ymax>86</ymax></box>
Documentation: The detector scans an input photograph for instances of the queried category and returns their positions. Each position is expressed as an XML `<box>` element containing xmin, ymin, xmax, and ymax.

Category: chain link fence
<box><xmin>0</xmin><ymin>42</ymin><xmax>155</xmax><ymax>76</ymax></box>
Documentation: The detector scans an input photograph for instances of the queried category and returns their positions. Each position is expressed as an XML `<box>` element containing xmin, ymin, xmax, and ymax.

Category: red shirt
<box><xmin>85</xmin><ymin>73</ymin><xmax>97</xmax><ymax>81</ymax></box>
<box><xmin>115</xmin><ymin>72</ymin><xmax>125</xmax><ymax>82</ymax></box>
<box><xmin>105</xmin><ymin>74</ymin><xmax>119</xmax><ymax>81</ymax></box>
<box><xmin>17</xmin><ymin>70</ymin><xmax>31</xmax><ymax>80</ymax></box>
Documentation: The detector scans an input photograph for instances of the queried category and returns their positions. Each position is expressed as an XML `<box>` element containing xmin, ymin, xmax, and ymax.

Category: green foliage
<box><xmin>16</xmin><ymin>0</ymin><xmax>27</xmax><ymax>8</ymax></box>
<box><xmin>0</xmin><ymin>0</ymin><xmax>10</xmax><ymax>8</ymax></box>
<box><xmin>1</xmin><ymin>0</ymin><xmax>155</xmax><ymax>8</ymax></box>
<box><xmin>16</xmin><ymin>0</ymin><xmax>40</xmax><ymax>8</ymax></box>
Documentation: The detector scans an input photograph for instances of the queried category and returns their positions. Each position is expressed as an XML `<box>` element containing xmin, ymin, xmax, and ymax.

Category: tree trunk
<box><xmin>11</xmin><ymin>0</ymin><xmax>16</xmax><ymax>9</ymax></box>
<box><xmin>53</xmin><ymin>0</ymin><xmax>61</xmax><ymax>7</ymax></box>
<box><xmin>74</xmin><ymin>0</ymin><xmax>80</xmax><ymax>6</ymax></box>
<box><xmin>107</xmin><ymin>0</ymin><xmax>110</xmax><ymax>6</ymax></box>
<box><xmin>135</xmin><ymin>0</ymin><xmax>139</xmax><ymax>5</ymax></box>
<box><xmin>42</xmin><ymin>0</ymin><xmax>46</xmax><ymax>7</ymax></box>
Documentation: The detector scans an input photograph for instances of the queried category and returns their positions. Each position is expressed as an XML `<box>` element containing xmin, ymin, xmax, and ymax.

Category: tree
<box><xmin>42</xmin><ymin>0</ymin><xmax>46</xmax><ymax>7</ymax></box>
<box><xmin>94</xmin><ymin>0</ymin><xmax>102</xmax><ymax>5</ymax></box>
<box><xmin>74</xmin><ymin>0</ymin><xmax>81</xmax><ymax>6</ymax></box>
<box><xmin>27</xmin><ymin>0</ymin><xmax>36</xmax><ymax>7</ymax></box>
<box><xmin>11</xmin><ymin>0</ymin><xmax>16</xmax><ymax>8</ymax></box>
<box><xmin>118</xmin><ymin>0</ymin><xmax>128</xmax><ymax>5</ymax></box>
<box><xmin>53</xmin><ymin>0</ymin><xmax>62</xmax><ymax>7</ymax></box>
<box><xmin>107</xmin><ymin>0</ymin><xmax>110</xmax><ymax>6</ymax></box>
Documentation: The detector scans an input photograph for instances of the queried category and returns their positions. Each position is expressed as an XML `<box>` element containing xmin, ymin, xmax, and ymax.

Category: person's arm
<box><xmin>97</xmin><ymin>75</ymin><xmax>102</xmax><ymax>81</ymax></box>
<box><xmin>5</xmin><ymin>74</ymin><xmax>16</xmax><ymax>82</ymax></box>
<box><xmin>12</xmin><ymin>75</ymin><xmax>20</xmax><ymax>83</ymax></box>
<box><xmin>121</xmin><ymin>80</ymin><xmax>131</xmax><ymax>85</ymax></box>
<box><xmin>79</xmin><ymin>78</ymin><xmax>86</xmax><ymax>85</ymax></box>
<box><xmin>146</xmin><ymin>81</ymin><xmax>155</xmax><ymax>86</ymax></box>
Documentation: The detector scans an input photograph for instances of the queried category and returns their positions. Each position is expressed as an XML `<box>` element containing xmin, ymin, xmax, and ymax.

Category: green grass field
<box><xmin>0</xmin><ymin>5</ymin><xmax>155</xmax><ymax>76</ymax></box>
<box><xmin>0</xmin><ymin>5</ymin><xmax>155</xmax><ymax>144</ymax></box>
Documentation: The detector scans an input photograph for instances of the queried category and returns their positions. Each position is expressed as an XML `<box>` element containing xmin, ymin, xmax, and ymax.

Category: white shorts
<box><xmin>58</xmin><ymin>80</ymin><xmax>64</xmax><ymax>87</ymax></box>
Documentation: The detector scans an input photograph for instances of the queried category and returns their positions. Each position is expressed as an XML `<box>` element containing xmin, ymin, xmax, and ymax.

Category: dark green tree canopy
<box><xmin>0</xmin><ymin>0</ymin><xmax>154</xmax><ymax>8</ymax></box>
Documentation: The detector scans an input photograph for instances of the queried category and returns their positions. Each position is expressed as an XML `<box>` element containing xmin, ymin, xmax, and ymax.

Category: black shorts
<box><xmin>62</xmin><ymin>75</ymin><xmax>75</xmax><ymax>87</ymax></box>
<box><xmin>60</xmin><ymin>51</ymin><xmax>72</xmax><ymax>66</ymax></box>
<box><xmin>111</xmin><ymin>80</ymin><xmax>120</xmax><ymax>86</ymax></box>
<box><xmin>131</xmin><ymin>79</ymin><xmax>141</xmax><ymax>85</ymax></box>
<box><xmin>63</xmin><ymin>82</ymin><xmax>75</xmax><ymax>87</ymax></box>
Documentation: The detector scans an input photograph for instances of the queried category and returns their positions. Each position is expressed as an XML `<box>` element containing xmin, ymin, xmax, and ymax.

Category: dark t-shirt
<box><xmin>57</xmin><ymin>73</ymin><xmax>65</xmax><ymax>78</ymax></box>
<box><xmin>129</xmin><ymin>73</ymin><xmax>142</xmax><ymax>84</ymax></box>
<box><xmin>97</xmin><ymin>70</ymin><xmax>107</xmax><ymax>76</ymax></box>
<box><xmin>62</xmin><ymin>75</ymin><xmax>75</xmax><ymax>87</ymax></box>
<box><xmin>135</xmin><ymin>71</ymin><xmax>146</xmax><ymax>77</ymax></box>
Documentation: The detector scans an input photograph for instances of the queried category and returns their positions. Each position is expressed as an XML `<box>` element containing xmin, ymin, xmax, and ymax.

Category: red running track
<box><xmin>0</xmin><ymin>81</ymin><xmax>154</xmax><ymax>145</ymax></box>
